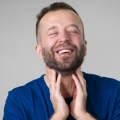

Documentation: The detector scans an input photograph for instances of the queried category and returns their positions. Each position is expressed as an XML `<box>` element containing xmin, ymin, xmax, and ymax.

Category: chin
<box><xmin>56</xmin><ymin>69</ymin><xmax>76</xmax><ymax>76</ymax></box>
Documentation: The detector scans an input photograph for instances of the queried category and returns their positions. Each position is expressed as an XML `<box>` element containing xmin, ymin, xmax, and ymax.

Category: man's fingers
<box><xmin>56</xmin><ymin>74</ymin><xmax>61</xmax><ymax>91</ymax></box>
<box><xmin>72</xmin><ymin>74</ymin><xmax>82</xmax><ymax>91</ymax></box>
<box><xmin>75</xmin><ymin>69</ymin><xmax>86</xmax><ymax>92</ymax></box>
<box><xmin>72</xmin><ymin>72</ymin><xmax>87</xmax><ymax>96</ymax></box>
<box><xmin>50</xmin><ymin>69</ymin><xmax>57</xmax><ymax>88</ymax></box>
<box><xmin>50</xmin><ymin>72</ymin><xmax>61</xmax><ymax>95</ymax></box>
<box><xmin>49</xmin><ymin>69</ymin><xmax>57</xmax><ymax>94</ymax></box>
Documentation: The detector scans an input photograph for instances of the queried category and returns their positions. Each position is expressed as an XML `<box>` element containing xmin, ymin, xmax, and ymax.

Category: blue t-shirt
<box><xmin>3</xmin><ymin>72</ymin><xmax>120</xmax><ymax>120</ymax></box>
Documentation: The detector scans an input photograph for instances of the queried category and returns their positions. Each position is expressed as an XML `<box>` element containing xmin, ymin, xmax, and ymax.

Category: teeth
<box><xmin>58</xmin><ymin>50</ymin><xmax>72</xmax><ymax>54</ymax></box>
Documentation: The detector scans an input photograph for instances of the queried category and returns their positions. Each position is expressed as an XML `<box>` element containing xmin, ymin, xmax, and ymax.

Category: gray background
<box><xmin>1</xmin><ymin>0</ymin><xmax>120</xmax><ymax>119</ymax></box>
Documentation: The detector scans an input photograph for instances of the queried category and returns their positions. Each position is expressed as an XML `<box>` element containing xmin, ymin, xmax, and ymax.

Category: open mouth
<box><xmin>58</xmin><ymin>49</ymin><xmax>72</xmax><ymax>54</ymax></box>
<box><xmin>55</xmin><ymin>48</ymin><xmax>74</xmax><ymax>56</ymax></box>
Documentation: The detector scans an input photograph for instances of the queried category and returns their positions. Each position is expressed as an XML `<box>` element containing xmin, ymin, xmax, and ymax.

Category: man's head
<box><xmin>36</xmin><ymin>2</ymin><xmax>85</xmax><ymax>44</ymax></box>
<box><xmin>35</xmin><ymin>2</ymin><xmax>87</xmax><ymax>75</ymax></box>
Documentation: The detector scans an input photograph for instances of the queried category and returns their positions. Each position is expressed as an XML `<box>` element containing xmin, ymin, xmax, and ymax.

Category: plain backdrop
<box><xmin>0</xmin><ymin>0</ymin><xmax>120</xmax><ymax>119</ymax></box>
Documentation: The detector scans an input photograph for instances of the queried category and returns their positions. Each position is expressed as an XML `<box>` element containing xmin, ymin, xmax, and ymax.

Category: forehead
<box><xmin>39</xmin><ymin>9</ymin><xmax>82</xmax><ymax>30</ymax></box>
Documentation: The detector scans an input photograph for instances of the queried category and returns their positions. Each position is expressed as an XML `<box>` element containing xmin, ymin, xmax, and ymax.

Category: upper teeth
<box><xmin>58</xmin><ymin>50</ymin><xmax>72</xmax><ymax>54</ymax></box>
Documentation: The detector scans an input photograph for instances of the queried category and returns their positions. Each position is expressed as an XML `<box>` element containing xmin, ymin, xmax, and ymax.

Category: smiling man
<box><xmin>3</xmin><ymin>2</ymin><xmax>120</xmax><ymax>120</ymax></box>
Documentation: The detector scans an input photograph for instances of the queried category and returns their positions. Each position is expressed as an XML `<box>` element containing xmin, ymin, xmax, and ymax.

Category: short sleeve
<box><xmin>112</xmin><ymin>82</ymin><xmax>120</xmax><ymax>120</ymax></box>
<box><xmin>3</xmin><ymin>91</ymin><xmax>23</xmax><ymax>120</ymax></box>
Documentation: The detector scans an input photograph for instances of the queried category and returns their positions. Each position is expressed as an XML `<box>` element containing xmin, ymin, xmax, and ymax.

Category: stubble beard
<box><xmin>42</xmin><ymin>43</ymin><xmax>84</xmax><ymax>75</ymax></box>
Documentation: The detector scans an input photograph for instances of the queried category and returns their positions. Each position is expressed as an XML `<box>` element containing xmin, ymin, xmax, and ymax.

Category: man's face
<box><xmin>38</xmin><ymin>9</ymin><xmax>87</xmax><ymax>75</ymax></box>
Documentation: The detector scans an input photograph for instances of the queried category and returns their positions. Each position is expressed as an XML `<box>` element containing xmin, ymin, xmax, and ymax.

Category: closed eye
<box><xmin>49</xmin><ymin>33</ymin><xmax>57</xmax><ymax>35</ymax></box>
<box><xmin>69</xmin><ymin>30</ymin><xmax>78</xmax><ymax>34</ymax></box>
<box><xmin>48</xmin><ymin>32</ymin><xmax>58</xmax><ymax>37</ymax></box>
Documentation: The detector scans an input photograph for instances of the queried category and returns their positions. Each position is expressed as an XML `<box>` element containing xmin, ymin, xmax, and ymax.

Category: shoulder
<box><xmin>83</xmin><ymin>72</ymin><xmax>120</xmax><ymax>94</ymax></box>
<box><xmin>5</xmin><ymin>75</ymin><xmax>47</xmax><ymax>111</ymax></box>
<box><xmin>3</xmin><ymin>75</ymin><xmax>51</xmax><ymax>119</ymax></box>
<box><xmin>83</xmin><ymin>72</ymin><xmax>119</xmax><ymax>85</ymax></box>
<box><xmin>7</xmin><ymin>75</ymin><xmax>45</xmax><ymax>100</ymax></box>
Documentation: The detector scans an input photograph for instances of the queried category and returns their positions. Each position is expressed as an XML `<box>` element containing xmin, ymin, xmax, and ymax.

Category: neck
<box><xmin>60</xmin><ymin>75</ymin><xmax>75</xmax><ymax>98</ymax></box>
<box><xmin>44</xmin><ymin>66</ymin><xmax>82</xmax><ymax>98</ymax></box>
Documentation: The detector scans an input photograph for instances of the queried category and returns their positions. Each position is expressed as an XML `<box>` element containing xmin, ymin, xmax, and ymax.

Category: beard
<box><xmin>42</xmin><ymin>42</ymin><xmax>84</xmax><ymax>75</ymax></box>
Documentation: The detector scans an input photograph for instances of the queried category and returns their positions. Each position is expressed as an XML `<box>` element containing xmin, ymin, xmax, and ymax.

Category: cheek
<box><xmin>44</xmin><ymin>38</ymin><xmax>58</xmax><ymax>49</ymax></box>
<box><xmin>72</xmin><ymin>37</ymin><xmax>82</xmax><ymax>49</ymax></box>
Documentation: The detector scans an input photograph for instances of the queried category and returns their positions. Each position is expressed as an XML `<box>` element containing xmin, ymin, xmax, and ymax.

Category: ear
<box><xmin>35</xmin><ymin>44</ymin><xmax>43</xmax><ymax>59</ymax></box>
<box><xmin>84</xmin><ymin>40</ymin><xmax>87</xmax><ymax>56</ymax></box>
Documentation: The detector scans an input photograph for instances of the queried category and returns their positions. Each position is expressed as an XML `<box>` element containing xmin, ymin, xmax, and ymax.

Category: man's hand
<box><xmin>50</xmin><ymin>70</ymin><xmax>69</xmax><ymax>120</ymax></box>
<box><xmin>70</xmin><ymin>69</ymin><xmax>88</xmax><ymax>119</ymax></box>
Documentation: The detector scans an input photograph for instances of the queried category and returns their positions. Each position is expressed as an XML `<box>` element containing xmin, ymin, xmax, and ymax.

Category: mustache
<box><xmin>53</xmin><ymin>42</ymin><xmax>77</xmax><ymax>51</ymax></box>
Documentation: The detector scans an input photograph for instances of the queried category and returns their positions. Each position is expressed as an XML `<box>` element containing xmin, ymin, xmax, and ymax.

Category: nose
<box><xmin>59</xmin><ymin>30</ymin><xmax>70</xmax><ymax>43</ymax></box>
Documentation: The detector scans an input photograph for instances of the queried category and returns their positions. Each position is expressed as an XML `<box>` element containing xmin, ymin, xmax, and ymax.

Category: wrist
<box><xmin>76</xmin><ymin>112</ymin><xmax>96</xmax><ymax>120</ymax></box>
<box><xmin>50</xmin><ymin>112</ymin><xmax>68</xmax><ymax>120</ymax></box>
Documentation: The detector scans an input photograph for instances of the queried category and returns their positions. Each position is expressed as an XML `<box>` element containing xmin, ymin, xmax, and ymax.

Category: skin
<box><xmin>35</xmin><ymin>9</ymin><xmax>96</xmax><ymax>120</ymax></box>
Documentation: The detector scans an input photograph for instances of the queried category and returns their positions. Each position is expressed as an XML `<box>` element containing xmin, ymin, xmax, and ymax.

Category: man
<box><xmin>3</xmin><ymin>2</ymin><xmax>120</xmax><ymax>120</ymax></box>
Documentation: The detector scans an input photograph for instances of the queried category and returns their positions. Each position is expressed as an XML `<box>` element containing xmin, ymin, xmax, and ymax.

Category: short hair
<box><xmin>36</xmin><ymin>2</ymin><xmax>84</xmax><ymax>44</ymax></box>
